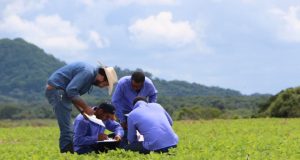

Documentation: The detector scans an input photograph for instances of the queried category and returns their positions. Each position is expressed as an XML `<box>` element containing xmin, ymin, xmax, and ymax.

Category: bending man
<box><xmin>45</xmin><ymin>62</ymin><xmax>117</xmax><ymax>153</ymax></box>
<box><xmin>125</xmin><ymin>97</ymin><xmax>178</xmax><ymax>154</ymax></box>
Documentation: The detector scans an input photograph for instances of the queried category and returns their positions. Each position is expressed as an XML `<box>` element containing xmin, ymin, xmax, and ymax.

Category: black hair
<box><xmin>95</xmin><ymin>102</ymin><xmax>115</xmax><ymax>114</ymax></box>
<box><xmin>133</xmin><ymin>96</ymin><xmax>148</xmax><ymax>106</ymax></box>
<box><xmin>131</xmin><ymin>71</ymin><xmax>145</xmax><ymax>83</ymax></box>
<box><xmin>98</xmin><ymin>68</ymin><xmax>107</xmax><ymax>81</ymax></box>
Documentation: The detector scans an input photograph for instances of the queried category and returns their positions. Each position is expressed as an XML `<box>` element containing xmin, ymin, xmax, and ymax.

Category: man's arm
<box><xmin>127</xmin><ymin>116</ymin><xmax>137</xmax><ymax>143</ymax></box>
<box><xmin>66</xmin><ymin>71</ymin><xmax>94</xmax><ymax>115</ymax></box>
<box><xmin>105</xmin><ymin>120</ymin><xmax>124</xmax><ymax>139</ymax></box>
<box><xmin>112</xmin><ymin>83</ymin><xmax>126</xmax><ymax>123</ymax></box>
<box><xmin>164</xmin><ymin>108</ymin><xmax>173</xmax><ymax>126</ymax></box>
<box><xmin>74</xmin><ymin>118</ymin><xmax>98</xmax><ymax>146</ymax></box>
<box><xmin>72</xmin><ymin>97</ymin><xmax>94</xmax><ymax>115</ymax></box>
<box><xmin>148</xmin><ymin>92</ymin><xmax>157</xmax><ymax>103</ymax></box>
<box><xmin>148</xmin><ymin>80</ymin><xmax>158</xmax><ymax>103</ymax></box>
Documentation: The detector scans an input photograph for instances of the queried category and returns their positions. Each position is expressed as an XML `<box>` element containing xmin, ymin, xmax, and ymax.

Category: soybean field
<box><xmin>0</xmin><ymin>118</ymin><xmax>299</xmax><ymax>160</ymax></box>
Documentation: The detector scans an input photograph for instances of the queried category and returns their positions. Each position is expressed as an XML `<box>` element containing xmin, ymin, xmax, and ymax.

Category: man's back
<box><xmin>127</xmin><ymin>101</ymin><xmax>178</xmax><ymax>151</ymax></box>
<box><xmin>47</xmin><ymin>62</ymin><xmax>97</xmax><ymax>97</ymax></box>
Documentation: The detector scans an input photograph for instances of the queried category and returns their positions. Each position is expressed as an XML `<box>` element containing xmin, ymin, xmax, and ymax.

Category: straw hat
<box><xmin>103</xmin><ymin>67</ymin><xmax>118</xmax><ymax>95</ymax></box>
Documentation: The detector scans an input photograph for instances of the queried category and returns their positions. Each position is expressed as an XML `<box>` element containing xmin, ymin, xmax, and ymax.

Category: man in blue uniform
<box><xmin>112</xmin><ymin>71</ymin><xmax>157</xmax><ymax>128</ymax></box>
<box><xmin>124</xmin><ymin>97</ymin><xmax>178</xmax><ymax>154</ymax></box>
<box><xmin>73</xmin><ymin>103</ymin><xmax>124</xmax><ymax>154</ymax></box>
<box><xmin>45</xmin><ymin>62</ymin><xmax>118</xmax><ymax>153</ymax></box>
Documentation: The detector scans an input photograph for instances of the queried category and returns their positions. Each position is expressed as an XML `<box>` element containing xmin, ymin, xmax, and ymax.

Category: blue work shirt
<box><xmin>73</xmin><ymin>114</ymin><xmax>124</xmax><ymax>152</ymax></box>
<box><xmin>127</xmin><ymin>101</ymin><xmax>178</xmax><ymax>151</ymax></box>
<box><xmin>112</xmin><ymin>76</ymin><xmax>158</xmax><ymax>122</ymax></box>
<box><xmin>47</xmin><ymin>62</ymin><xmax>97</xmax><ymax>100</ymax></box>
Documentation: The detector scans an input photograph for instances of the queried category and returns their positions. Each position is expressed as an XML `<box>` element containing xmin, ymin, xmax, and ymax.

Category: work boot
<box><xmin>60</xmin><ymin>143</ymin><xmax>74</xmax><ymax>154</ymax></box>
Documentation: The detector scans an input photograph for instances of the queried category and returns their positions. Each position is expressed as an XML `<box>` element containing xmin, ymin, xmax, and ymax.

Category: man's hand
<box><xmin>121</xmin><ymin>122</ymin><xmax>127</xmax><ymax>130</ymax></box>
<box><xmin>72</xmin><ymin>98</ymin><xmax>94</xmax><ymax>115</ymax></box>
<box><xmin>98</xmin><ymin>133</ymin><xmax>108</xmax><ymax>141</ymax></box>
<box><xmin>84</xmin><ymin>107</ymin><xmax>94</xmax><ymax>116</ymax></box>
<box><xmin>114</xmin><ymin>135</ymin><xmax>122</xmax><ymax>141</ymax></box>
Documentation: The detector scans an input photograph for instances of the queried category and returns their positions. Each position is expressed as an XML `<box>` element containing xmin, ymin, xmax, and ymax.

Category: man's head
<box><xmin>93</xmin><ymin>68</ymin><xmax>109</xmax><ymax>88</ymax></box>
<box><xmin>131</xmin><ymin>71</ymin><xmax>145</xmax><ymax>92</ymax></box>
<box><xmin>133</xmin><ymin>96</ymin><xmax>148</xmax><ymax>106</ymax></box>
<box><xmin>94</xmin><ymin>67</ymin><xmax>118</xmax><ymax>95</ymax></box>
<box><xmin>94</xmin><ymin>103</ymin><xmax>116</xmax><ymax>121</ymax></box>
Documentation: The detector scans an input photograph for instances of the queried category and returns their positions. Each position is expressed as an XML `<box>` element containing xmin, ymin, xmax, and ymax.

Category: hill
<box><xmin>0</xmin><ymin>38</ymin><xmax>243</xmax><ymax>101</ymax></box>
<box><xmin>0</xmin><ymin>38</ymin><xmax>65</xmax><ymax>102</ymax></box>
<box><xmin>258</xmin><ymin>87</ymin><xmax>300</xmax><ymax>117</ymax></box>
<box><xmin>0</xmin><ymin>38</ymin><xmax>270</xmax><ymax>119</ymax></box>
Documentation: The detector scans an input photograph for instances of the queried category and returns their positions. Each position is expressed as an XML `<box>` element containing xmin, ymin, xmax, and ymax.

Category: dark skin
<box><xmin>131</xmin><ymin>80</ymin><xmax>143</xmax><ymax>92</ymax></box>
<box><xmin>72</xmin><ymin>74</ymin><xmax>109</xmax><ymax>116</ymax></box>
<box><xmin>95</xmin><ymin>109</ymin><xmax>122</xmax><ymax>141</ymax></box>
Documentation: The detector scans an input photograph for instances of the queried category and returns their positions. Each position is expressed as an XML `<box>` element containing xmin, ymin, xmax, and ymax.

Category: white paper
<box><xmin>83</xmin><ymin>113</ymin><xmax>105</xmax><ymax>127</ymax></box>
<box><xmin>97</xmin><ymin>138</ymin><xmax>117</xmax><ymax>143</ymax></box>
<box><xmin>136</xmin><ymin>130</ymin><xmax>144</xmax><ymax>142</ymax></box>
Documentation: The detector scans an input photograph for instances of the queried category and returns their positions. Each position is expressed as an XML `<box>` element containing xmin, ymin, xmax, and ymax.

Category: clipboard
<box><xmin>97</xmin><ymin>138</ymin><xmax>117</xmax><ymax>143</ymax></box>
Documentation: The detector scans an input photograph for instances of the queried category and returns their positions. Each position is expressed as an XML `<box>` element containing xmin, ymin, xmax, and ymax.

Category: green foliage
<box><xmin>1</xmin><ymin>119</ymin><xmax>300</xmax><ymax>159</ymax></box>
<box><xmin>174</xmin><ymin>107</ymin><xmax>222</xmax><ymax>120</ymax></box>
<box><xmin>258</xmin><ymin>87</ymin><xmax>300</xmax><ymax>117</ymax></box>
<box><xmin>157</xmin><ymin>95</ymin><xmax>269</xmax><ymax>120</ymax></box>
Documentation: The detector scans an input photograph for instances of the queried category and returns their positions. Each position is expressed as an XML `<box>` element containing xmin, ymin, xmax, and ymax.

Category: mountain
<box><xmin>0</xmin><ymin>38</ymin><xmax>65</xmax><ymax>102</ymax></box>
<box><xmin>0</xmin><ymin>38</ymin><xmax>244</xmax><ymax>102</ymax></box>
<box><xmin>0</xmin><ymin>38</ymin><xmax>271</xmax><ymax>119</ymax></box>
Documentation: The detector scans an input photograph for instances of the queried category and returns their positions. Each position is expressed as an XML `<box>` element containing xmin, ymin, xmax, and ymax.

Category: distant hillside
<box><xmin>0</xmin><ymin>38</ymin><xmax>244</xmax><ymax>102</ymax></box>
<box><xmin>0</xmin><ymin>38</ymin><xmax>65</xmax><ymax>101</ymax></box>
<box><xmin>114</xmin><ymin>67</ymin><xmax>242</xmax><ymax>97</ymax></box>
<box><xmin>0</xmin><ymin>38</ymin><xmax>271</xmax><ymax>120</ymax></box>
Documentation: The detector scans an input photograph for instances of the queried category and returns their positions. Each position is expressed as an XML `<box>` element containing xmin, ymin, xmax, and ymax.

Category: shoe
<box><xmin>60</xmin><ymin>143</ymin><xmax>74</xmax><ymax>154</ymax></box>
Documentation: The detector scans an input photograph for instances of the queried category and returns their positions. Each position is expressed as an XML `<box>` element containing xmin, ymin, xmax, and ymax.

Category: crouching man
<box><xmin>124</xmin><ymin>97</ymin><xmax>179</xmax><ymax>154</ymax></box>
<box><xmin>73</xmin><ymin>103</ymin><xmax>124</xmax><ymax>154</ymax></box>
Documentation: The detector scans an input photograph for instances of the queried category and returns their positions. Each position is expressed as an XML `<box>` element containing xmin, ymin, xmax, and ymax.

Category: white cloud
<box><xmin>3</xmin><ymin>0</ymin><xmax>47</xmax><ymax>16</ymax></box>
<box><xmin>0</xmin><ymin>14</ymin><xmax>88</xmax><ymax>59</ymax></box>
<box><xmin>78</xmin><ymin>0</ymin><xmax>176</xmax><ymax>7</ymax></box>
<box><xmin>88</xmin><ymin>30</ymin><xmax>110</xmax><ymax>48</ymax></box>
<box><xmin>112</xmin><ymin>0</ymin><xmax>176</xmax><ymax>6</ymax></box>
<box><xmin>270</xmin><ymin>6</ymin><xmax>300</xmax><ymax>43</ymax></box>
<box><xmin>78</xmin><ymin>0</ymin><xmax>95</xmax><ymax>7</ymax></box>
<box><xmin>128</xmin><ymin>11</ymin><xmax>196</xmax><ymax>48</ymax></box>
<box><xmin>241</xmin><ymin>0</ymin><xmax>256</xmax><ymax>4</ymax></box>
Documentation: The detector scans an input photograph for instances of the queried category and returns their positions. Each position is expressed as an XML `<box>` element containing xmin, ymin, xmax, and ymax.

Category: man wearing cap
<box><xmin>112</xmin><ymin>71</ymin><xmax>157</xmax><ymax>128</ymax></box>
<box><xmin>45</xmin><ymin>62</ymin><xmax>118</xmax><ymax>153</ymax></box>
<box><xmin>124</xmin><ymin>97</ymin><xmax>178</xmax><ymax>154</ymax></box>
<box><xmin>73</xmin><ymin>103</ymin><xmax>124</xmax><ymax>154</ymax></box>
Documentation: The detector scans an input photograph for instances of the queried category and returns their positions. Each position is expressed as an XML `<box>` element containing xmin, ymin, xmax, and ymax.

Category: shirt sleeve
<box><xmin>73</xmin><ymin>119</ymin><xmax>98</xmax><ymax>146</ymax></box>
<box><xmin>105</xmin><ymin>120</ymin><xmax>124</xmax><ymax>137</ymax></box>
<box><xmin>148</xmin><ymin>82</ymin><xmax>158</xmax><ymax>103</ymax></box>
<box><xmin>165</xmin><ymin>109</ymin><xmax>173</xmax><ymax>126</ymax></box>
<box><xmin>112</xmin><ymin>83</ymin><xmax>126</xmax><ymax>123</ymax></box>
<box><xmin>127</xmin><ymin>116</ymin><xmax>137</xmax><ymax>144</ymax></box>
<box><xmin>66</xmin><ymin>71</ymin><xmax>93</xmax><ymax>100</ymax></box>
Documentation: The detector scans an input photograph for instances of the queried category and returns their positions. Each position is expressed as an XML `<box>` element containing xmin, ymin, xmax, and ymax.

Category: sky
<box><xmin>1</xmin><ymin>0</ymin><xmax>300</xmax><ymax>95</ymax></box>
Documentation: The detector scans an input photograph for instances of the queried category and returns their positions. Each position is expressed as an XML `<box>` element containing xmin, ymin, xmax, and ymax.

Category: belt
<box><xmin>46</xmin><ymin>84</ymin><xmax>63</xmax><ymax>90</ymax></box>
